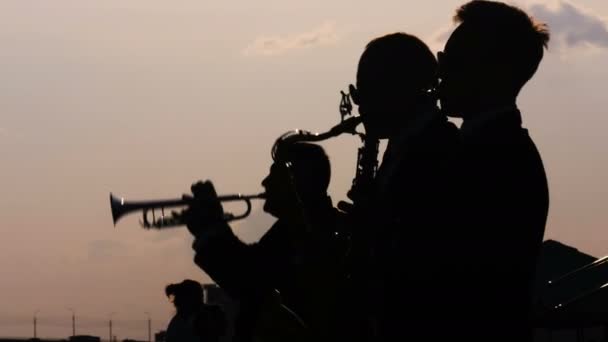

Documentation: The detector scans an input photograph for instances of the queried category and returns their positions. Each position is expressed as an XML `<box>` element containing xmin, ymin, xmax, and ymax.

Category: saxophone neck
<box><xmin>328</xmin><ymin>116</ymin><xmax>362</xmax><ymax>137</ymax></box>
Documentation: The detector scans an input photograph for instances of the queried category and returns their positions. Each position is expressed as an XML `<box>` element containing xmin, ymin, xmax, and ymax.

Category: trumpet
<box><xmin>109</xmin><ymin>192</ymin><xmax>266</xmax><ymax>229</ymax></box>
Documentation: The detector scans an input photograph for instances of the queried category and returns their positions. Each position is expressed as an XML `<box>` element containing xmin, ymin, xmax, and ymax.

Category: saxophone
<box><xmin>336</xmin><ymin>91</ymin><xmax>380</xmax><ymax>213</ymax></box>
<box><xmin>270</xmin><ymin>90</ymin><xmax>379</xmax><ymax>210</ymax></box>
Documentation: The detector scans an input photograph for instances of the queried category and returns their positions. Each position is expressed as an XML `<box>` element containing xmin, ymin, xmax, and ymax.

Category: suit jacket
<box><xmin>453</xmin><ymin>108</ymin><xmax>549</xmax><ymax>341</ymax></box>
<box><xmin>360</xmin><ymin>109</ymin><xmax>462</xmax><ymax>341</ymax></box>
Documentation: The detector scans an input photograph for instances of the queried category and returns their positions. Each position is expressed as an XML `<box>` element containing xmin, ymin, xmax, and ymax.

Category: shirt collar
<box><xmin>460</xmin><ymin>105</ymin><xmax>520</xmax><ymax>136</ymax></box>
<box><xmin>385</xmin><ymin>106</ymin><xmax>442</xmax><ymax>159</ymax></box>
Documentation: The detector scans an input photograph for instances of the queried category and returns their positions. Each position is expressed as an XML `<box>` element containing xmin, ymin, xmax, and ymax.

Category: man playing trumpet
<box><xmin>183</xmin><ymin>140</ymin><xmax>349</xmax><ymax>342</ymax></box>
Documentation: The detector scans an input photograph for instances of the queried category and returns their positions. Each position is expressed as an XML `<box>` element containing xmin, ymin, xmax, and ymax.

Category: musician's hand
<box><xmin>183</xmin><ymin>180</ymin><xmax>225</xmax><ymax>237</ymax></box>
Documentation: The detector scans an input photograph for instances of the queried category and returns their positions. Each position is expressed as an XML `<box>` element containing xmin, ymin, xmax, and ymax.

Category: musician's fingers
<box><xmin>182</xmin><ymin>207</ymin><xmax>197</xmax><ymax>235</ymax></box>
<box><xmin>185</xmin><ymin>181</ymin><xmax>223</xmax><ymax>229</ymax></box>
<box><xmin>184</xmin><ymin>208</ymin><xmax>212</xmax><ymax>235</ymax></box>
<box><xmin>183</xmin><ymin>204</ymin><xmax>223</xmax><ymax>230</ymax></box>
<box><xmin>191</xmin><ymin>180</ymin><xmax>206</xmax><ymax>197</ymax></box>
<box><xmin>191</xmin><ymin>180</ymin><xmax>219</xmax><ymax>201</ymax></box>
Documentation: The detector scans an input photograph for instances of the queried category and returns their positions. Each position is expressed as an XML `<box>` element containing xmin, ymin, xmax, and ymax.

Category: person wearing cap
<box><xmin>165</xmin><ymin>279</ymin><xmax>226</xmax><ymax>342</ymax></box>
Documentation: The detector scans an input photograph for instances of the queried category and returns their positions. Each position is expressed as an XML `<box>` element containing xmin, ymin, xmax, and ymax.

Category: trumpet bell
<box><xmin>110</xmin><ymin>193</ymin><xmax>127</xmax><ymax>226</ymax></box>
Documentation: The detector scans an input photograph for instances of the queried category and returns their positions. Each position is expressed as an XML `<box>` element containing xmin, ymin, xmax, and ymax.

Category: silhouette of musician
<box><xmin>347</xmin><ymin>33</ymin><xmax>460</xmax><ymax>341</ymax></box>
<box><xmin>184</xmin><ymin>141</ymin><xmax>348</xmax><ymax>342</ymax></box>
<box><xmin>437</xmin><ymin>1</ymin><xmax>550</xmax><ymax>341</ymax></box>
<box><xmin>165</xmin><ymin>279</ymin><xmax>226</xmax><ymax>342</ymax></box>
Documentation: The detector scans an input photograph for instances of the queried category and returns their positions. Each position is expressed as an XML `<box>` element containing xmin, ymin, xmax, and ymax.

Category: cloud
<box><xmin>428</xmin><ymin>1</ymin><xmax>608</xmax><ymax>53</ymax></box>
<box><xmin>243</xmin><ymin>22</ymin><xmax>339</xmax><ymax>56</ymax></box>
<box><xmin>527</xmin><ymin>0</ymin><xmax>608</xmax><ymax>49</ymax></box>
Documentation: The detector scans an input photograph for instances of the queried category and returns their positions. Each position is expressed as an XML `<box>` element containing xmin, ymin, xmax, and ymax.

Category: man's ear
<box><xmin>349</xmin><ymin>84</ymin><xmax>360</xmax><ymax>105</ymax></box>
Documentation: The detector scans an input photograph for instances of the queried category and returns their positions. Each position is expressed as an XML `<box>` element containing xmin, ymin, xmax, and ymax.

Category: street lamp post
<box><xmin>144</xmin><ymin>312</ymin><xmax>151</xmax><ymax>342</ymax></box>
<box><xmin>66</xmin><ymin>308</ymin><xmax>75</xmax><ymax>337</ymax></box>
<box><xmin>109</xmin><ymin>312</ymin><xmax>116</xmax><ymax>342</ymax></box>
<box><xmin>33</xmin><ymin>310</ymin><xmax>40</xmax><ymax>339</ymax></box>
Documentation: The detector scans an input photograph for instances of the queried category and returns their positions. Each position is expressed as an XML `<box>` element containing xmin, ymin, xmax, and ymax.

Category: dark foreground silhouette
<box><xmin>109</xmin><ymin>1</ymin><xmax>555</xmax><ymax>342</ymax></box>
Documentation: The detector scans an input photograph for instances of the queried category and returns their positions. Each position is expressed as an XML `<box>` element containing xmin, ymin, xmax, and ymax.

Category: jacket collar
<box><xmin>460</xmin><ymin>105</ymin><xmax>522</xmax><ymax>137</ymax></box>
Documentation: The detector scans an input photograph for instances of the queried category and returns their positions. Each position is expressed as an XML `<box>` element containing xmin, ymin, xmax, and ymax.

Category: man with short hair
<box><xmin>184</xmin><ymin>141</ymin><xmax>348</xmax><ymax>342</ymax></box>
<box><xmin>438</xmin><ymin>1</ymin><xmax>550</xmax><ymax>340</ymax></box>
<box><xmin>347</xmin><ymin>32</ymin><xmax>460</xmax><ymax>341</ymax></box>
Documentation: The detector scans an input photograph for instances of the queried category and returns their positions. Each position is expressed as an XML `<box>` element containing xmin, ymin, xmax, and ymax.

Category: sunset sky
<box><xmin>2</xmin><ymin>0</ymin><xmax>608</xmax><ymax>339</ymax></box>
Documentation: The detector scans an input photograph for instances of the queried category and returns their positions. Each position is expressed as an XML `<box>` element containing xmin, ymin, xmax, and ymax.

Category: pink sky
<box><xmin>2</xmin><ymin>0</ymin><xmax>608</xmax><ymax>339</ymax></box>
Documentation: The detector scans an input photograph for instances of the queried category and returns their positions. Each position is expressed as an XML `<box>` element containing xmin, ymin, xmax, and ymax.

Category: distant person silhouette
<box><xmin>438</xmin><ymin>1</ymin><xmax>550</xmax><ymax>341</ymax></box>
<box><xmin>183</xmin><ymin>141</ymin><xmax>348</xmax><ymax>342</ymax></box>
<box><xmin>165</xmin><ymin>279</ymin><xmax>226</xmax><ymax>342</ymax></box>
<box><xmin>347</xmin><ymin>33</ymin><xmax>460</xmax><ymax>341</ymax></box>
